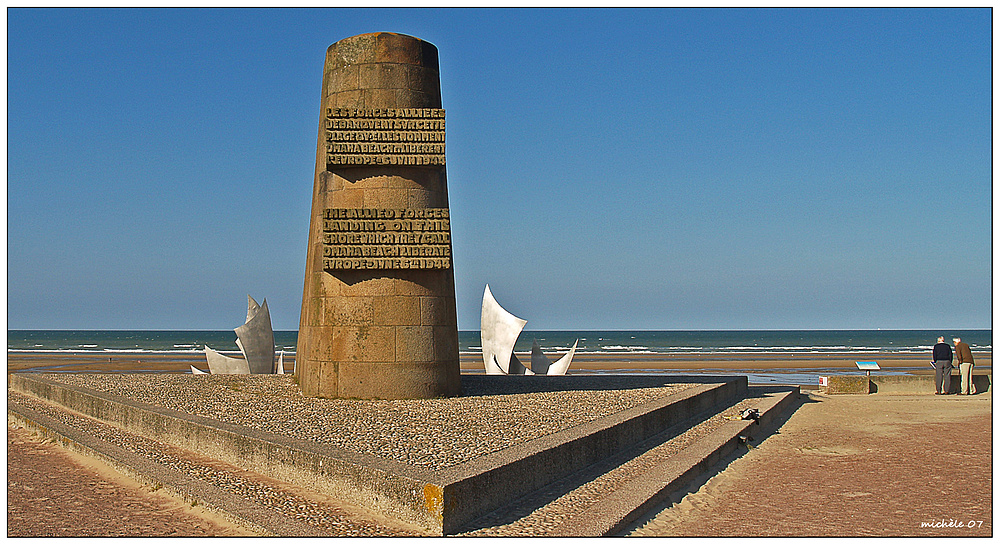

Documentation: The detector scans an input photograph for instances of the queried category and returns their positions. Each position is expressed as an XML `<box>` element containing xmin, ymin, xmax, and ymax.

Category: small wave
<box><xmin>600</xmin><ymin>345</ymin><xmax>650</xmax><ymax>351</ymax></box>
<box><xmin>575</xmin><ymin>350</ymin><xmax>656</xmax><ymax>355</ymax></box>
<box><xmin>104</xmin><ymin>348</ymin><xmax>206</xmax><ymax>354</ymax></box>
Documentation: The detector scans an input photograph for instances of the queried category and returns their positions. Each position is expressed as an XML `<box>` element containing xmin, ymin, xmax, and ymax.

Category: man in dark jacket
<box><xmin>953</xmin><ymin>337</ymin><xmax>975</xmax><ymax>395</ymax></box>
<box><xmin>932</xmin><ymin>336</ymin><xmax>953</xmax><ymax>394</ymax></box>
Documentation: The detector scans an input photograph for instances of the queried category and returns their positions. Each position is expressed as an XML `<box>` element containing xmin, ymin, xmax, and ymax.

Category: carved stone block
<box><xmin>298</xmin><ymin>33</ymin><xmax>460</xmax><ymax>399</ymax></box>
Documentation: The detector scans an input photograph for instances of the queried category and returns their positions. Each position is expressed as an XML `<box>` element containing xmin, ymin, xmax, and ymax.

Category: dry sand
<box><xmin>7</xmin><ymin>424</ymin><xmax>253</xmax><ymax>537</ymax></box>
<box><xmin>630</xmin><ymin>390</ymin><xmax>993</xmax><ymax>537</ymax></box>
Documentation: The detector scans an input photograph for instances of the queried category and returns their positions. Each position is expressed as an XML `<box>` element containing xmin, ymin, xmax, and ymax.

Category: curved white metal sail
<box><xmin>481</xmin><ymin>285</ymin><xmax>578</xmax><ymax>376</ymax></box>
<box><xmin>204</xmin><ymin>346</ymin><xmax>251</xmax><ymax>374</ymax></box>
<box><xmin>203</xmin><ymin>295</ymin><xmax>276</xmax><ymax>375</ymax></box>
<box><xmin>546</xmin><ymin>339</ymin><xmax>578</xmax><ymax>376</ymax></box>
<box><xmin>530</xmin><ymin>338</ymin><xmax>578</xmax><ymax>375</ymax></box>
<box><xmin>481</xmin><ymin>284</ymin><xmax>527</xmax><ymax>375</ymax></box>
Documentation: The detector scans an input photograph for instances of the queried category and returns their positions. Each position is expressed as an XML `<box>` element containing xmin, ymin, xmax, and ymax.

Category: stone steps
<box><xmin>7</xmin><ymin>390</ymin><xmax>422</xmax><ymax>536</ymax></box>
<box><xmin>457</xmin><ymin>386</ymin><xmax>799</xmax><ymax>536</ymax></box>
<box><xmin>8</xmin><ymin>373</ymin><xmax>794</xmax><ymax>535</ymax></box>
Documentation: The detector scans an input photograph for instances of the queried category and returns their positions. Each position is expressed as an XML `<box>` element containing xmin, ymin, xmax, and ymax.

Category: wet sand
<box><xmin>8</xmin><ymin>351</ymin><xmax>990</xmax><ymax>376</ymax></box>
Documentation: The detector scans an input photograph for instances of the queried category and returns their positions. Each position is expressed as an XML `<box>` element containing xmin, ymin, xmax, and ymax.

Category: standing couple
<box><xmin>932</xmin><ymin>336</ymin><xmax>976</xmax><ymax>395</ymax></box>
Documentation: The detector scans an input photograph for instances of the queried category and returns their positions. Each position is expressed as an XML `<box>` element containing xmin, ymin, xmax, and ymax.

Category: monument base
<box><xmin>8</xmin><ymin>373</ymin><xmax>796</xmax><ymax>535</ymax></box>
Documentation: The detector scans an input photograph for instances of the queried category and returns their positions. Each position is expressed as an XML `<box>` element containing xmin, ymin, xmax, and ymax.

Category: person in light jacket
<box><xmin>953</xmin><ymin>337</ymin><xmax>975</xmax><ymax>395</ymax></box>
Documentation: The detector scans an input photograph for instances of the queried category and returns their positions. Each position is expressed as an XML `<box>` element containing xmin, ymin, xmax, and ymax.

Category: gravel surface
<box><xmin>9</xmin><ymin>391</ymin><xmax>424</xmax><ymax>536</ymax></box>
<box><xmin>44</xmin><ymin>374</ymin><xmax>697</xmax><ymax>469</ymax></box>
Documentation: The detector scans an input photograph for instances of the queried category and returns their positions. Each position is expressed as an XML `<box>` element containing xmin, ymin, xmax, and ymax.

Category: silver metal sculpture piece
<box><xmin>194</xmin><ymin>295</ymin><xmax>276</xmax><ymax>375</ymax></box>
<box><xmin>203</xmin><ymin>346</ymin><xmax>250</xmax><ymax>374</ymax></box>
<box><xmin>481</xmin><ymin>284</ymin><xmax>527</xmax><ymax>375</ymax></box>
<box><xmin>530</xmin><ymin>338</ymin><xmax>579</xmax><ymax>375</ymax></box>
<box><xmin>480</xmin><ymin>284</ymin><xmax>578</xmax><ymax>375</ymax></box>
<box><xmin>235</xmin><ymin>296</ymin><xmax>275</xmax><ymax>374</ymax></box>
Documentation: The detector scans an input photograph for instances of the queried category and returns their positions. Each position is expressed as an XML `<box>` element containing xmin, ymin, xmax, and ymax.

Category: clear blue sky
<box><xmin>7</xmin><ymin>8</ymin><xmax>993</xmax><ymax>331</ymax></box>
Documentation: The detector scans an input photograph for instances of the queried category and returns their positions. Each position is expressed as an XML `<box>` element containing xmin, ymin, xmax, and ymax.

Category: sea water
<box><xmin>8</xmin><ymin>329</ymin><xmax>990</xmax><ymax>385</ymax></box>
<box><xmin>8</xmin><ymin>329</ymin><xmax>990</xmax><ymax>356</ymax></box>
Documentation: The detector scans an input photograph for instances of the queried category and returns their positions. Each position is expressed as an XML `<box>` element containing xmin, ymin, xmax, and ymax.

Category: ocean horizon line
<box><xmin>7</xmin><ymin>327</ymin><xmax>993</xmax><ymax>333</ymax></box>
<box><xmin>9</xmin><ymin>329</ymin><xmax>992</xmax><ymax>356</ymax></box>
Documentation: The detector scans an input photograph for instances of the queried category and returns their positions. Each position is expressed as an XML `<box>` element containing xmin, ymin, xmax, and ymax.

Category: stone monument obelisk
<box><xmin>297</xmin><ymin>32</ymin><xmax>461</xmax><ymax>399</ymax></box>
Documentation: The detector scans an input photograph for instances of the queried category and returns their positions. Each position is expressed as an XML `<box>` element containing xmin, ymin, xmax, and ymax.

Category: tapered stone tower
<box><xmin>297</xmin><ymin>33</ymin><xmax>461</xmax><ymax>399</ymax></box>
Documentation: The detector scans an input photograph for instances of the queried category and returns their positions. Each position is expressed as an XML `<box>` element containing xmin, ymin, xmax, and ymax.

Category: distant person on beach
<box><xmin>953</xmin><ymin>337</ymin><xmax>975</xmax><ymax>395</ymax></box>
<box><xmin>932</xmin><ymin>336</ymin><xmax>953</xmax><ymax>395</ymax></box>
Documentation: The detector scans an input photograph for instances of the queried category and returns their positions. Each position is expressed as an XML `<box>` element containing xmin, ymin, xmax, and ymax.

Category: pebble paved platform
<box><xmin>8</xmin><ymin>373</ymin><xmax>799</xmax><ymax>535</ymax></box>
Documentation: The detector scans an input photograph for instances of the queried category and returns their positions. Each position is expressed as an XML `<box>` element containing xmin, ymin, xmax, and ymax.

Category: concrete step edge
<box><xmin>549</xmin><ymin>387</ymin><xmax>800</xmax><ymax>536</ymax></box>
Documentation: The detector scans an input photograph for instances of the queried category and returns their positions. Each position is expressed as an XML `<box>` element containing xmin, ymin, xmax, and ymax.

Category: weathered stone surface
<box><xmin>298</xmin><ymin>33</ymin><xmax>460</xmax><ymax>399</ymax></box>
<box><xmin>820</xmin><ymin>375</ymin><xmax>870</xmax><ymax>394</ymax></box>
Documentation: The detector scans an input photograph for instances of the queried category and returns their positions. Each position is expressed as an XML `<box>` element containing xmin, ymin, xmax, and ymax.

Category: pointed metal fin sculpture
<box><xmin>530</xmin><ymin>339</ymin><xmax>551</xmax><ymax>375</ymax></box>
<box><xmin>235</xmin><ymin>298</ymin><xmax>275</xmax><ymax>374</ymax></box>
<box><xmin>245</xmin><ymin>295</ymin><xmax>261</xmax><ymax>324</ymax></box>
<box><xmin>190</xmin><ymin>365</ymin><xmax>208</xmax><ymax>375</ymax></box>
<box><xmin>481</xmin><ymin>284</ymin><xmax>527</xmax><ymax>375</ymax></box>
<box><xmin>276</xmin><ymin>351</ymin><xmax>284</xmax><ymax>374</ymax></box>
<box><xmin>508</xmin><ymin>352</ymin><xmax>531</xmax><ymax>375</ymax></box>
<box><xmin>546</xmin><ymin>339</ymin><xmax>579</xmax><ymax>376</ymax></box>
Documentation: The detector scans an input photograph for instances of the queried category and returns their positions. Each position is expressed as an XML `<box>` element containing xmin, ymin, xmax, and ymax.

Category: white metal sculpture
<box><xmin>481</xmin><ymin>284</ymin><xmax>527</xmax><ymax>375</ymax></box>
<box><xmin>235</xmin><ymin>297</ymin><xmax>275</xmax><ymax>374</ymax></box>
<box><xmin>194</xmin><ymin>295</ymin><xmax>277</xmax><ymax>375</ymax></box>
<box><xmin>530</xmin><ymin>338</ymin><xmax>579</xmax><ymax>375</ymax></box>
<box><xmin>203</xmin><ymin>346</ymin><xmax>251</xmax><ymax>374</ymax></box>
<box><xmin>480</xmin><ymin>284</ymin><xmax>578</xmax><ymax>376</ymax></box>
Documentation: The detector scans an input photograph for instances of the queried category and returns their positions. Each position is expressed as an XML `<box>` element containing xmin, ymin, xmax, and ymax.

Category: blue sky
<box><xmin>7</xmin><ymin>8</ymin><xmax>993</xmax><ymax>331</ymax></box>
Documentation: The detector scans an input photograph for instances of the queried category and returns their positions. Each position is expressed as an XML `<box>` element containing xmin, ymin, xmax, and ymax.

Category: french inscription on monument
<box><xmin>326</xmin><ymin>108</ymin><xmax>446</xmax><ymax>167</ymax></box>
<box><xmin>322</xmin><ymin>208</ymin><xmax>451</xmax><ymax>269</ymax></box>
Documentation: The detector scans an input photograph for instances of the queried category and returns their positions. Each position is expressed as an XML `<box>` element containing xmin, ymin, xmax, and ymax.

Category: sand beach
<box><xmin>7</xmin><ymin>350</ymin><xmax>991</xmax><ymax>378</ymax></box>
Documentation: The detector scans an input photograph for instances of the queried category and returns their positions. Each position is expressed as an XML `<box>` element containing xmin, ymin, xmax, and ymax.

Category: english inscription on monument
<box><xmin>297</xmin><ymin>32</ymin><xmax>462</xmax><ymax>400</ymax></box>
<box><xmin>322</xmin><ymin>207</ymin><xmax>452</xmax><ymax>269</ymax></box>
